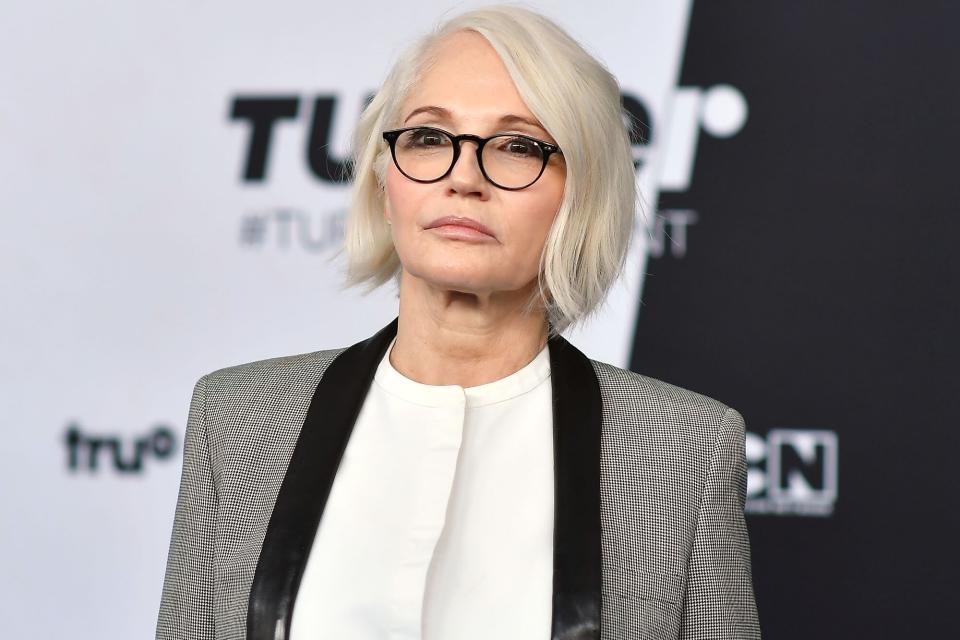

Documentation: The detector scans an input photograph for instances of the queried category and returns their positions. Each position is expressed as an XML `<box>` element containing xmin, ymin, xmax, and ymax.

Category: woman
<box><xmin>157</xmin><ymin>6</ymin><xmax>760</xmax><ymax>640</ymax></box>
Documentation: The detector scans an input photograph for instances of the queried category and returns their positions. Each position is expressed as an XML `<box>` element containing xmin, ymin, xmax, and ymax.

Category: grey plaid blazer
<box><xmin>157</xmin><ymin>317</ymin><xmax>760</xmax><ymax>640</ymax></box>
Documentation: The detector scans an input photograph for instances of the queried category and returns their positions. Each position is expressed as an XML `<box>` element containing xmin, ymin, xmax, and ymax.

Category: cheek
<box><xmin>384</xmin><ymin>171</ymin><xmax>400</xmax><ymax>219</ymax></box>
<box><xmin>384</xmin><ymin>169</ymin><xmax>433</xmax><ymax>271</ymax></box>
<box><xmin>498</xmin><ymin>197</ymin><xmax>562</xmax><ymax>281</ymax></box>
<box><xmin>384</xmin><ymin>166</ymin><xmax>418</xmax><ymax>222</ymax></box>
<box><xmin>514</xmin><ymin>189</ymin><xmax>563</xmax><ymax>246</ymax></box>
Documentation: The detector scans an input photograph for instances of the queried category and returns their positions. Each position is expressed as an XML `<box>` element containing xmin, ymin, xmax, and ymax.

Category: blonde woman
<box><xmin>157</xmin><ymin>6</ymin><xmax>760</xmax><ymax>640</ymax></box>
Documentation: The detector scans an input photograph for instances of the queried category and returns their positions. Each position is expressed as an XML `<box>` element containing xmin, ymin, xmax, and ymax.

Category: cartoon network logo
<box><xmin>745</xmin><ymin>429</ymin><xmax>838</xmax><ymax>517</ymax></box>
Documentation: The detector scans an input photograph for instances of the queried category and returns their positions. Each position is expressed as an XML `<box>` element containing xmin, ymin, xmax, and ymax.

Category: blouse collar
<box><xmin>373</xmin><ymin>336</ymin><xmax>551</xmax><ymax>408</ymax></box>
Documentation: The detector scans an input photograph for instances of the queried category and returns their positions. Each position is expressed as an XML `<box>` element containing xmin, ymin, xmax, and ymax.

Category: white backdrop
<box><xmin>0</xmin><ymin>1</ymin><xmax>718</xmax><ymax>636</ymax></box>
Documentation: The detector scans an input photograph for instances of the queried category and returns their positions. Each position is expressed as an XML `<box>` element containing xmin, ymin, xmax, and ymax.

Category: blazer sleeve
<box><xmin>156</xmin><ymin>375</ymin><xmax>218</xmax><ymax>640</ymax></box>
<box><xmin>679</xmin><ymin>407</ymin><xmax>761</xmax><ymax>639</ymax></box>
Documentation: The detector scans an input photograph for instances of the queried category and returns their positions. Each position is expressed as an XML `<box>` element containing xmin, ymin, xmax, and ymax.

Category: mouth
<box><xmin>423</xmin><ymin>216</ymin><xmax>498</xmax><ymax>241</ymax></box>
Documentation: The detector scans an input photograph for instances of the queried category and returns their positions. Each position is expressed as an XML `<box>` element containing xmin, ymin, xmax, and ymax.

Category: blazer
<box><xmin>156</xmin><ymin>317</ymin><xmax>760</xmax><ymax>640</ymax></box>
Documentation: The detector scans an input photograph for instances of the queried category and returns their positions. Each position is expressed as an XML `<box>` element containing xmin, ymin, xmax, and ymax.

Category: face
<box><xmin>384</xmin><ymin>30</ymin><xmax>566</xmax><ymax>298</ymax></box>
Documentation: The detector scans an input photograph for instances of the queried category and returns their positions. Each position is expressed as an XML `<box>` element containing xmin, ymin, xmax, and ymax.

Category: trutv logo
<box><xmin>745</xmin><ymin>429</ymin><xmax>838</xmax><ymax>517</ymax></box>
<box><xmin>64</xmin><ymin>422</ymin><xmax>177</xmax><ymax>474</ymax></box>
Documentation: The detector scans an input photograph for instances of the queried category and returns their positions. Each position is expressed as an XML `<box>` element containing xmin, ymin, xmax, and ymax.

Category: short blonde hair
<box><xmin>343</xmin><ymin>4</ymin><xmax>637</xmax><ymax>333</ymax></box>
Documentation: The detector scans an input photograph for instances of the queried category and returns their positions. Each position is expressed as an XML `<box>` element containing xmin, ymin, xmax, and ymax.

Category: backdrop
<box><xmin>1</xmin><ymin>1</ymin><xmax>957</xmax><ymax>637</ymax></box>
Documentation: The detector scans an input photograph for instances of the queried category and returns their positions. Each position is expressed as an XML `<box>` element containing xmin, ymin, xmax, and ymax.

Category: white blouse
<box><xmin>290</xmin><ymin>336</ymin><xmax>555</xmax><ymax>640</ymax></box>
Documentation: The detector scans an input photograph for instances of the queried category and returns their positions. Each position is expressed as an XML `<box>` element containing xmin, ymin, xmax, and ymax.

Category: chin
<box><xmin>403</xmin><ymin>263</ymin><xmax>485</xmax><ymax>291</ymax></box>
<box><xmin>424</xmin><ymin>274</ymin><xmax>491</xmax><ymax>293</ymax></box>
<box><xmin>409</xmin><ymin>267</ymin><xmax>540</xmax><ymax>298</ymax></box>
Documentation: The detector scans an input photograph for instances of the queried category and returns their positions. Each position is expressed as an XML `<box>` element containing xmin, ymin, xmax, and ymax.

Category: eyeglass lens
<box><xmin>393</xmin><ymin>128</ymin><xmax>547</xmax><ymax>189</ymax></box>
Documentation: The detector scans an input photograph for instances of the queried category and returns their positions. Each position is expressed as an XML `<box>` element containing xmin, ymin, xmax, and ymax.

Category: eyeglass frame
<box><xmin>381</xmin><ymin>126</ymin><xmax>563</xmax><ymax>191</ymax></box>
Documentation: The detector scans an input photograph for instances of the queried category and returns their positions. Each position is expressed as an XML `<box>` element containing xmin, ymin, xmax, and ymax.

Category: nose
<box><xmin>446</xmin><ymin>139</ymin><xmax>489</xmax><ymax>198</ymax></box>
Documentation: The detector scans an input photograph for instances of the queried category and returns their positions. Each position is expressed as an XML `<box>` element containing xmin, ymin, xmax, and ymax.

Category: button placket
<box><xmin>387</xmin><ymin>395</ymin><xmax>466</xmax><ymax>637</ymax></box>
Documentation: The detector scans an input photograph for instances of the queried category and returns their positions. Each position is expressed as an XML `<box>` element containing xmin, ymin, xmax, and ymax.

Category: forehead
<box><xmin>401</xmin><ymin>31</ymin><xmax>538</xmax><ymax>128</ymax></box>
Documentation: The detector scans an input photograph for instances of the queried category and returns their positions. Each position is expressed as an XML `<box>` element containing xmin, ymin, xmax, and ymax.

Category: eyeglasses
<box><xmin>381</xmin><ymin>126</ymin><xmax>563</xmax><ymax>191</ymax></box>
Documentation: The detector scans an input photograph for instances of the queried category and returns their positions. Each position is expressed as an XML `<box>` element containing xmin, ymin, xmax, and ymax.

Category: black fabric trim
<box><xmin>547</xmin><ymin>332</ymin><xmax>603</xmax><ymax>640</ymax></box>
<box><xmin>247</xmin><ymin>318</ymin><xmax>398</xmax><ymax>640</ymax></box>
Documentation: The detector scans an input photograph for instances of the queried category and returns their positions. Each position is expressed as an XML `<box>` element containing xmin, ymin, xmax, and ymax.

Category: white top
<box><xmin>290</xmin><ymin>336</ymin><xmax>555</xmax><ymax>640</ymax></box>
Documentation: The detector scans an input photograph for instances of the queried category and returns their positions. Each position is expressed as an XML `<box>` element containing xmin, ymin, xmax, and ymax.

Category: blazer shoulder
<box><xmin>199</xmin><ymin>346</ymin><xmax>348</xmax><ymax>394</ymax></box>
<box><xmin>589</xmin><ymin>358</ymin><xmax>741</xmax><ymax>438</ymax></box>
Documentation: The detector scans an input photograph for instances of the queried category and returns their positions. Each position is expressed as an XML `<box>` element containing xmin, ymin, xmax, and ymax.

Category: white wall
<box><xmin>0</xmin><ymin>1</ymin><xmax>695</xmax><ymax>636</ymax></box>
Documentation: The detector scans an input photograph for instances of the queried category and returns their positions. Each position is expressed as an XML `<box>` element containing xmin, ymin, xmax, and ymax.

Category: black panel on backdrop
<box><xmin>631</xmin><ymin>2</ymin><xmax>960</xmax><ymax>637</ymax></box>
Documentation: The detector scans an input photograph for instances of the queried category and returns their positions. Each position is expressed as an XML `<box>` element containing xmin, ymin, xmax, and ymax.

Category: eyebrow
<box><xmin>403</xmin><ymin>105</ymin><xmax>548</xmax><ymax>134</ymax></box>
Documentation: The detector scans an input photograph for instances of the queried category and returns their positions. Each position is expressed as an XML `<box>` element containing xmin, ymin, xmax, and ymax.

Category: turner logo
<box><xmin>228</xmin><ymin>92</ymin><xmax>653</xmax><ymax>185</ymax></box>
<box><xmin>657</xmin><ymin>84</ymin><xmax>749</xmax><ymax>193</ymax></box>
<box><xmin>644</xmin><ymin>83</ymin><xmax>748</xmax><ymax>259</ymax></box>
<box><xmin>745</xmin><ymin>429</ymin><xmax>838</xmax><ymax>517</ymax></box>
<box><xmin>226</xmin><ymin>85</ymin><xmax>747</xmax><ymax>259</ymax></box>
<box><xmin>65</xmin><ymin>422</ymin><xmax>177</xmax><ymax>474</ymax></box>
<box><xmin>230</xmin><ymin>95</ymin><xmax>361</xmax><ymax>184</ymax></box>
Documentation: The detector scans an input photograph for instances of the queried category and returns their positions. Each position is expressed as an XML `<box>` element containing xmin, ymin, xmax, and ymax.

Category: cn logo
<box><xmin>745</xmin><ymin>429</ymin><xmax>838</xmax><ymax>517</ymax></box>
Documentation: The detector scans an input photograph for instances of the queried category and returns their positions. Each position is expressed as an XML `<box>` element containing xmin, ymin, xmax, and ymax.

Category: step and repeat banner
<box><xmin>1</xmin><ymin>1</ymin><xmax>956</xmax><ymax>638</ymax></box>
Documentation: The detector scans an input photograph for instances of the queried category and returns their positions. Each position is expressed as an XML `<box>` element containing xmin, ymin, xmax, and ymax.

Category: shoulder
<box><xmin>196</xmin><ymin>346</ymin><xmax>348</xmax><ymax>398</ymax></box>
<box><xmin>590</xmin><ymin>359</ymin><xmax>734</xmax><ymax>421</ymax></box>
<box><xmin>589</xmin><ymin>358</ymin><xmax>744</xmax><ymax>454</ymax></box>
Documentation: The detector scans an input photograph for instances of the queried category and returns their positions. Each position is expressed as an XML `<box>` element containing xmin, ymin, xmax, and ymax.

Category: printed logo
<box><xmin>65</xmin><ymin>422</ymin><xmax>177</xmax><ymax>474</ymax></box>
<box><xmin>226</xmin><ymin>88</ymin><xmax>747</xmax><ymax>259</ymax></box>
<box><xmin>745</xmin><ymin>428</ymin><xmax>838</xmax><ymax>517</ymax></box>
<box><xmin>644</xmin><ymin>83</ymin><xmax>748</xmax><ymax>260</ymax></box>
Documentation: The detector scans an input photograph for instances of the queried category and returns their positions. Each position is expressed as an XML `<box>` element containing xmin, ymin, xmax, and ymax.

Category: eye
<box><xmin>498</xmin><ymin>136</ymin><xmax>540</xmax><ymax>157</ymax></box>
<box><xmin>403</xmin><ymin>128</ymin><xmax>450</xmax><ymax>148</ymax></box>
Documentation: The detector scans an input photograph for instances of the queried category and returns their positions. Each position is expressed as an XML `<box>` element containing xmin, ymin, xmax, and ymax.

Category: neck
<box><xmin>389</xmin><ymin>270</ymin><xmax>549</xmax><ymax>387</ymax></box>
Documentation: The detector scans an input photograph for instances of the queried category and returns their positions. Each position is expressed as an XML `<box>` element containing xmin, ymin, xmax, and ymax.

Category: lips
<box><xmin>424</xmin><ymin>216</ymin><xmax>497</xmax><ymax>239</ymax></box>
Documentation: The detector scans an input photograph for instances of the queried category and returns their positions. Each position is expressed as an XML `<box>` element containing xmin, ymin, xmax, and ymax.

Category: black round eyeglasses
<box><xmin>381</xmin><ymin>126</ymin><xmax>563</xmax><ymax>191</ymax></box>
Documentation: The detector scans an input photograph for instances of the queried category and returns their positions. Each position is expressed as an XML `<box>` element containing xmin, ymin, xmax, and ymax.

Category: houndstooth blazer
<box><xmin>156</xmin><ymin>317</ymin><xmax>760</xmax><ymax>640</ymax></box>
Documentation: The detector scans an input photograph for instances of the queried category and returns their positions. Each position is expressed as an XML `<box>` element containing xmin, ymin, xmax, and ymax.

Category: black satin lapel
<box><xmin>548</xmin><ymin>334</ymin><xmax>603</xmax><ymax>640</ymax></box>
<box><xmin>247</xmin><ymin>317</ymin><xmax>399</xmax><ymax>640</ymax></box>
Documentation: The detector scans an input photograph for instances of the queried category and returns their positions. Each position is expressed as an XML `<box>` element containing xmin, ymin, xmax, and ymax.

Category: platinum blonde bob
<box><xmin>343</xmin><ymin>5</ymin><xmax>637</xmax><ymax>333</ymax></box>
